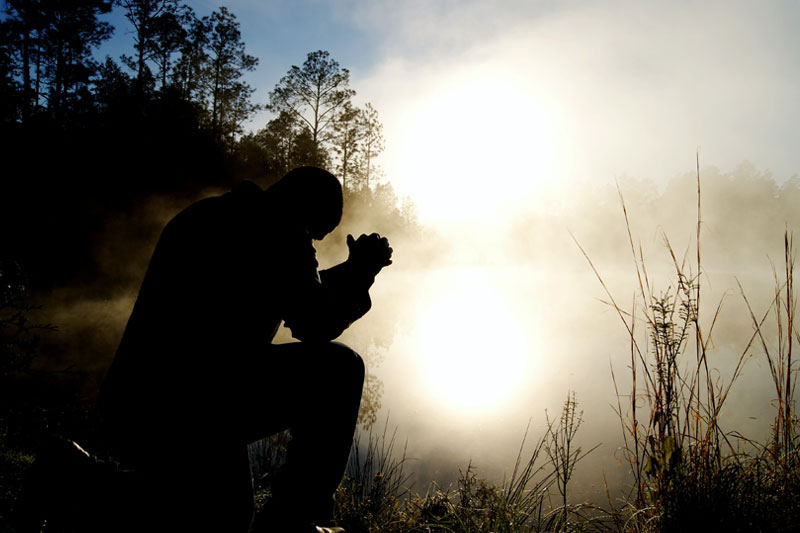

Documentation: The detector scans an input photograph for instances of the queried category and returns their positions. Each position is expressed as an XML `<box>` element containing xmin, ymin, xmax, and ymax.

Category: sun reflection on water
<box><xmin>412</xmin><ymin>267</ymin><xmax>534</xmax><ymax>415</ymax></box>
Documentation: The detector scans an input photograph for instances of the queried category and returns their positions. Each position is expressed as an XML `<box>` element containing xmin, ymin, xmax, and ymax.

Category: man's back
<box><xmin>101</xmin><ymin>182</ymin><xmax>287</xmax><ymax>434</ymax></box>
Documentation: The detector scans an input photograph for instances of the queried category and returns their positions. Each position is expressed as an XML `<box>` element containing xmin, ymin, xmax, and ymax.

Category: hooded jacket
<box><xmin>100</xmin><ymin>180</ymin><xmax>372</xmax><ymax>436</ymax></box>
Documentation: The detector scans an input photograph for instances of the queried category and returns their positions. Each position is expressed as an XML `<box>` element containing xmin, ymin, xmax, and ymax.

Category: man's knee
<box><xmin>320</xmin><ymin>342</ymin><xmax>365</xmax><ymax>385</ymax></box>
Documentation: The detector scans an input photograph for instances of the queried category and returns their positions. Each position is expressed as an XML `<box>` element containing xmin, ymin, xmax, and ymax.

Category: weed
<box><xmin>577</xmin><ymin>159</ymin><xmax>800</xmax><ymax>531</ymax></box>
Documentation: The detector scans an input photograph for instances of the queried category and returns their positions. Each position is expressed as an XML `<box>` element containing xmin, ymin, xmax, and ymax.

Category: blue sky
<box><xmin>99</xmin><ymin>0</ymin><xmax>379</xmax><ymax>106</ymax></box>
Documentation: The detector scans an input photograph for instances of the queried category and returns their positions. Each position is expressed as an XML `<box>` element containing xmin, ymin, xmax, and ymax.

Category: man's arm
<box><xmin>281</xmin><ymin>232</ymin><xmax>392</xmax><ymax>342</ymax></box>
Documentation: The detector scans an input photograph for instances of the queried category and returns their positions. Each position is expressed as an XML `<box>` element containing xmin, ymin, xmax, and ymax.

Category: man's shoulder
<box><xmin>171</xmin><ymin>181</ymin><xmax>263</xmax><ymax>225</ymax></box>
<box><xmin>233</xmin><ymin>179</ymin><xmax>264</xmax><ymax>196</ymax></box>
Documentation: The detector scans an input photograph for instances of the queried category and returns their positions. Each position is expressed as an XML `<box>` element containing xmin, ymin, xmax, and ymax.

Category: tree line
<box><xmin>0</xmin><ymin>0</ymin><xmax>412</xmax><ymax>288</ymax></box>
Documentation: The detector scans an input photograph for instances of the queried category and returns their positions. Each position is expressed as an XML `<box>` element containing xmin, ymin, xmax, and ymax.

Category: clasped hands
<box><xmin>346</xmin><ymin>233</ymin><xmax>393</xmax><ymax>277</ymax></box>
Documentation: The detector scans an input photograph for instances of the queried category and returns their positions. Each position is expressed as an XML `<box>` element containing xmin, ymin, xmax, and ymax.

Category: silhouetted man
<box><xmin>100</xmin><ymin>167</ymin><xmax>392</xmax><ymax>532</ymax></box>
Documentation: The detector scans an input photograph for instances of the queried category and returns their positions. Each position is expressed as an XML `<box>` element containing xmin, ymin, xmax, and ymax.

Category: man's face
<box><xmin>275</xmin><ymin>181</ymin><xmax>340</xmax><ymax>241</ymax></box>
<box><xmin>304</xmin><ymin>206</ymin><xmax>339</xmax><ymax>241</ymax></box>
<box><xmin>309</xmin><ymin>226</ymin><xmax>330</xmax><ymax>241</ymax></box>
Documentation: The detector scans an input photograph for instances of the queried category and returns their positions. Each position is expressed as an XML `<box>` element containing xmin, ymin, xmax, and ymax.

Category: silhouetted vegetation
<box><xmin>247</xmin><ymin>398</ymin><xmax>603</xmax><ymax>533</ymax></box>
<box><xmin>0</xmin><ymin>1</ymin><xmax>416</xmax><ymax>528</ymax></box>
<box><xmin>0</xmin><ymin>0</ymin><xmax>409</xmax><ymax>286</ymax></box>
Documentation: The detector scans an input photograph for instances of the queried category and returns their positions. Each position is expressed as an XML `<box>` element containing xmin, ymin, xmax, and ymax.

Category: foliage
<box><xmin>4</xmin><ymin>0</ymin><xmax>113</xmax><ymax>122</ymax></box>
<box><xmin>334</xmin><ymin>421</ymin><xmax>409</xmax><ymax>532</ymax></box>
<box><xmin>248</xmin><ymin>430</ymin><xmax>291</xmax><ymax>497</ymax></box>
<box><xmin>355</xmin><ymin>102</ymin><xmax>385</xmax><ymax>190</ymax></box>
<box><xmin>332</xmin><ymin>101</ymin><xmax>361</xmax><ymax>189</ymax></box>
<box><xmin>116</xmin><ymin>0</ymin><xmax>179</xmax><ymax>83</ymax></box>
<box><xmin>262</xmin><ymin>50</ymin><xmax>386</xmax><ymax>188</ymax></box>
<box><xmin>327</xmin><ymin>397</ymin><xmax>601</xmax><ymax>533</ymax></box>
<box><xmin>201</xmin><ymin>6</ymin><xmax>259</xmax><ymax>144</ymax></box>
<box><xmin>577</xmin><ymin>166</ymin><xmax>800</xmax><ymax>532</ymax></box>
<box><xmin>268</xmin><ymin>50</ymin><xmax>355</xmax><ymax>149</ymax></box>
<box><xmin>357</xmin><ymin>369</ymin><xmax>384</xmax><ymax>430</ymax></box>
<box><xmin>546</xmin><ymin>392</ymin><xmax>600</xmax><ymax>530</ymax></box>
<box><xmin>0</xmin><ymin>261</ymin><xmax>44</xmax><ymax>378</ymax></box>
<box><xmin>0</xmin><ymin>261</ymin><xmax>101</xmax><ymax>533</ymax></box>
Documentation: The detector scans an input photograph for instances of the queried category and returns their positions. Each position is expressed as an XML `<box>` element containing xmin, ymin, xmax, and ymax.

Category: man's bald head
<box><xmin>266</xmin><ymin>166</ymin><xmax>343</xmax><ymax>240</ymax></box>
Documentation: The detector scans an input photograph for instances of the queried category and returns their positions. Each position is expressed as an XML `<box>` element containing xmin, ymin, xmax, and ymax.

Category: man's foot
<box><xmin>252</xmin><ymin>494</ymin><xmax>343</xmax><ymax>532</ymax></box>
<box><xmin>254</xmin><ymin>522</ymin><xmax>344</xmax><ymax>532</ymax></box>
<box><xmin>251</xmin><ymin>509</ymin><xmax>345</xmax><ymax>533</ymax></box>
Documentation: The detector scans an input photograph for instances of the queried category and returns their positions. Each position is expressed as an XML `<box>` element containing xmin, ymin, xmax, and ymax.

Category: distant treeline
<box><xmin>0</xmin><ymin>0</ymin><xmax>413</xmax><ymax>290</ymax></box>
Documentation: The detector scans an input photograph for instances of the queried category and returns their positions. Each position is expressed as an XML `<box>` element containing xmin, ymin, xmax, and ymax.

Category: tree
<box><xmin>40</xmin><ymin>0</ymin><xmax>113</xmax><ymax>122</ymax></box>
<box><xmin>331</xmin><ymin>102</ymin><xmax>361</xmax><ymax>190</ymax></box>
<box><xmin>201</xmin><ymin>7</ymin><xmax>258</xmax><ymax>145</ymax></box>
<box><xmin>0</xmin><ymin>18</ymin><xmax>23</xmax><ymax>124</ymax></box>
<box><xmin>256</xmin><ymin>111</ymin><xmax>300</xmax><ymax>178</ymax></box>
<box><xmin>148</xmin><ymin>4</ymin><xmax>191</xmax><ymax>89</ymax></box>
<box><xmin>248</xmin><ymin>110</ymin><xmax>326</xmax><ymax>180</ymax></box>
<box><xmin>4</xmin><ymin>0</ymin><xmax>113</xmax><ymax>123</ymax></box>
<box><xmin>93</xmin><ymin>56</ymin><xmax>132</xmax><ymax>110</ymax></box>
<box><xmin>3</xmin><ymin>0</ymin><xmax>43</xmax><ymax>121</ymax></box>
<box><xmin>116</xmin><ymin>0</ymin><xmax>179</xmax><ymax>85</ymax></box>
<box><xmin>267</xmin><ymin>50</ymin><xmax>355</xmax><ymax>157</ymax></box>
<box><xmin>261</xmin><ymin>52</ymin><xmax>389</xmax><ymax>191</ymax></box>
<box><xmin>171</xmin><ymin>7</ymin><xmax>207</xmax><ymax>104</ymax></box>
<box><xmin>357</xmin><ymin>102</ymin><xmax>384</xmax><ymax>189</ymax></box>
<box><xmin>329</xmin><ymin>101</ymin><xmax>385</xmax><ymax>192</ymax></box>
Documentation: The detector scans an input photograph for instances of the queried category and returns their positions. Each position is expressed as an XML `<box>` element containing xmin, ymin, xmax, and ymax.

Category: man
<box><xmin>100</xmin><ymin>166</ymin><xmax>392</xmax><ymax>532</ymax></box>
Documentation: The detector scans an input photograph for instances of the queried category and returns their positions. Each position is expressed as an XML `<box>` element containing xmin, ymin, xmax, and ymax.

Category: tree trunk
<box><xmin>34</xmin><ymin>36</ymin><xmax>41</xmax><ymax>111</ymax></box>
<box><xmin>21</xmin><ymin>28</ymin><xmax>31</xmax><ymax>120</ymax></box>
<box><xmin>212</xmin><ymin>58</ymin><xmax>221</xmax><ymax>135</ymax></box>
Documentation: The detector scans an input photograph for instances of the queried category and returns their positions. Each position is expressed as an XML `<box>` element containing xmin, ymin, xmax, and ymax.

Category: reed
<box><xmin>575</xmin><ymin>161</ymin><xmax>800</xmax><ymax>531</ymax></box>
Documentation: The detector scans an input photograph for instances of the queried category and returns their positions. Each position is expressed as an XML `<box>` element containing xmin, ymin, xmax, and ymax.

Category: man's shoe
<box><xmin>267</xmin><ymin>523</ymin><xmax>344</xmax><ymax>532</ymax></box>
<box><xmin>251</xmin><ymin>513</ymin><xmax>345</xmax><ymax>533</ymax></box>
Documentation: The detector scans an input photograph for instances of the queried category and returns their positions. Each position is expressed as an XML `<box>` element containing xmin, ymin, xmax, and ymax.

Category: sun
<box><xmin>390</xmin><ymin>69</ymin><xmax>555</xmax><ymax>226</ymax></box>
<box><xmin>413</xmin><ymin>268</ymin><xmax>533</xmax><ymax>415</ymax></box>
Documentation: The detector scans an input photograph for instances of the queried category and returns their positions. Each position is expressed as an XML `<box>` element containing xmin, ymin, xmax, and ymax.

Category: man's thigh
<box><xmin>228</xmin><ymin>341</ymin><xmax>363</xmax><ymax>443</ymax></box>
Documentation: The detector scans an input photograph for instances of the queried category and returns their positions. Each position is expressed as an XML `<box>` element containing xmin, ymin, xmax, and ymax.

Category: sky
<box><xmin>100</xmin><ymin>0</ymin><xmax>800</xmax><ymax>225</ymax></box>
<box><xmin>96</xmin><ymin>0</ymin><xmax>800</xmax><ymax>497</ymax></box>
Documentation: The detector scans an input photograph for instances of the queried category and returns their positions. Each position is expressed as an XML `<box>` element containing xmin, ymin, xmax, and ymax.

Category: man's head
<box><xmin>266</xmin><ymin>166</ymin><xmax>343</xmax><ymax>240</ymax></box>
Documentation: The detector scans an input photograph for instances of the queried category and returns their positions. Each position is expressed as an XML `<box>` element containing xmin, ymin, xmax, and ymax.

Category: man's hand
<box><xmin>347</xmin><ymin>233</ymin><xmax>393</xmax><ymax>277</ymax></box>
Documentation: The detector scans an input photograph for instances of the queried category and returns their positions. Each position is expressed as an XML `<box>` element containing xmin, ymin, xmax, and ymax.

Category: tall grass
<box><xmin>248</xmin><ymin>430</ymin><xmax>291</xmax><ymax>514</ymax></box>
<box><xmin>576</xmin><ymin>162</ymin><xmax>800</xmax><ymax>531</ymax></box>
<box><xmin>334</xmin><ymin>419</ymin><xmax>409</xmax><ymax>532</ymax></box>
<box><xmin>545</xmin><ymin>392</ymin><xmax>601</xmax><ymax>532</ymax></box>
<box><xmin>329</xmin><ymin>395</ymin><xmax>601</xmax><ymax>533</ymax></box>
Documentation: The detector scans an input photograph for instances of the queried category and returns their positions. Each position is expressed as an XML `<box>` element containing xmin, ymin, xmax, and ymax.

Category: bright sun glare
<box><xmin>414</xmin><ymin>268</ymin><xmax>533</xmax><ymax>415</ymax></box>
<box><xmin>393</xmin><ymin>71</ymin><xmax>555</xmax><ymax>225</ymax></box>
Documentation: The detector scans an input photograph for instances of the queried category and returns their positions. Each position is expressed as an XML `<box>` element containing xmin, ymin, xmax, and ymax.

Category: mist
<box><xmin>354</xmin><ymin>0</ymin><xmax>800</xmax><ymax>201</ymax></box>
<box><xmin>316</xmin><ymin>162</ymin><xmax>798</xmax><ymax>502</ymax></box>
<box><xmin>308</xmin><ymin>0</ymin><xmax>800</xmax><ymax>498</ymax></box>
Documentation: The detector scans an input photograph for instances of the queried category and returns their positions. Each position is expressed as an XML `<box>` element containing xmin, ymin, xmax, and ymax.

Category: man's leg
<box><xmin>104</xmin><ymin>395</ymin><xmax>257</xmax><ymax>532</ymax></box>
<box><xmin>241</xmin><ymin>341</ymin><xmax>365</xmax><ymax>529</ymax></box>
<box><xmin>107</xmin><ymin>428</ymin><xmax>254</xmax><ymax>532</ymax></box>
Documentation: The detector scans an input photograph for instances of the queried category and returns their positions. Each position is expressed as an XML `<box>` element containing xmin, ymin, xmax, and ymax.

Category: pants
<box><xmin>105</xmin><ymin>341</ymin><xmax>365</xmax><ymax>532</ymax></box>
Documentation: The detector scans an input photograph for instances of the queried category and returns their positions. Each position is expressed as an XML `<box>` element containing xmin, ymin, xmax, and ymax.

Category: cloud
<box><xmin>349</xmin><ymin>0</ymin><xmax>800</xmax><ymax>223</ymax></box>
